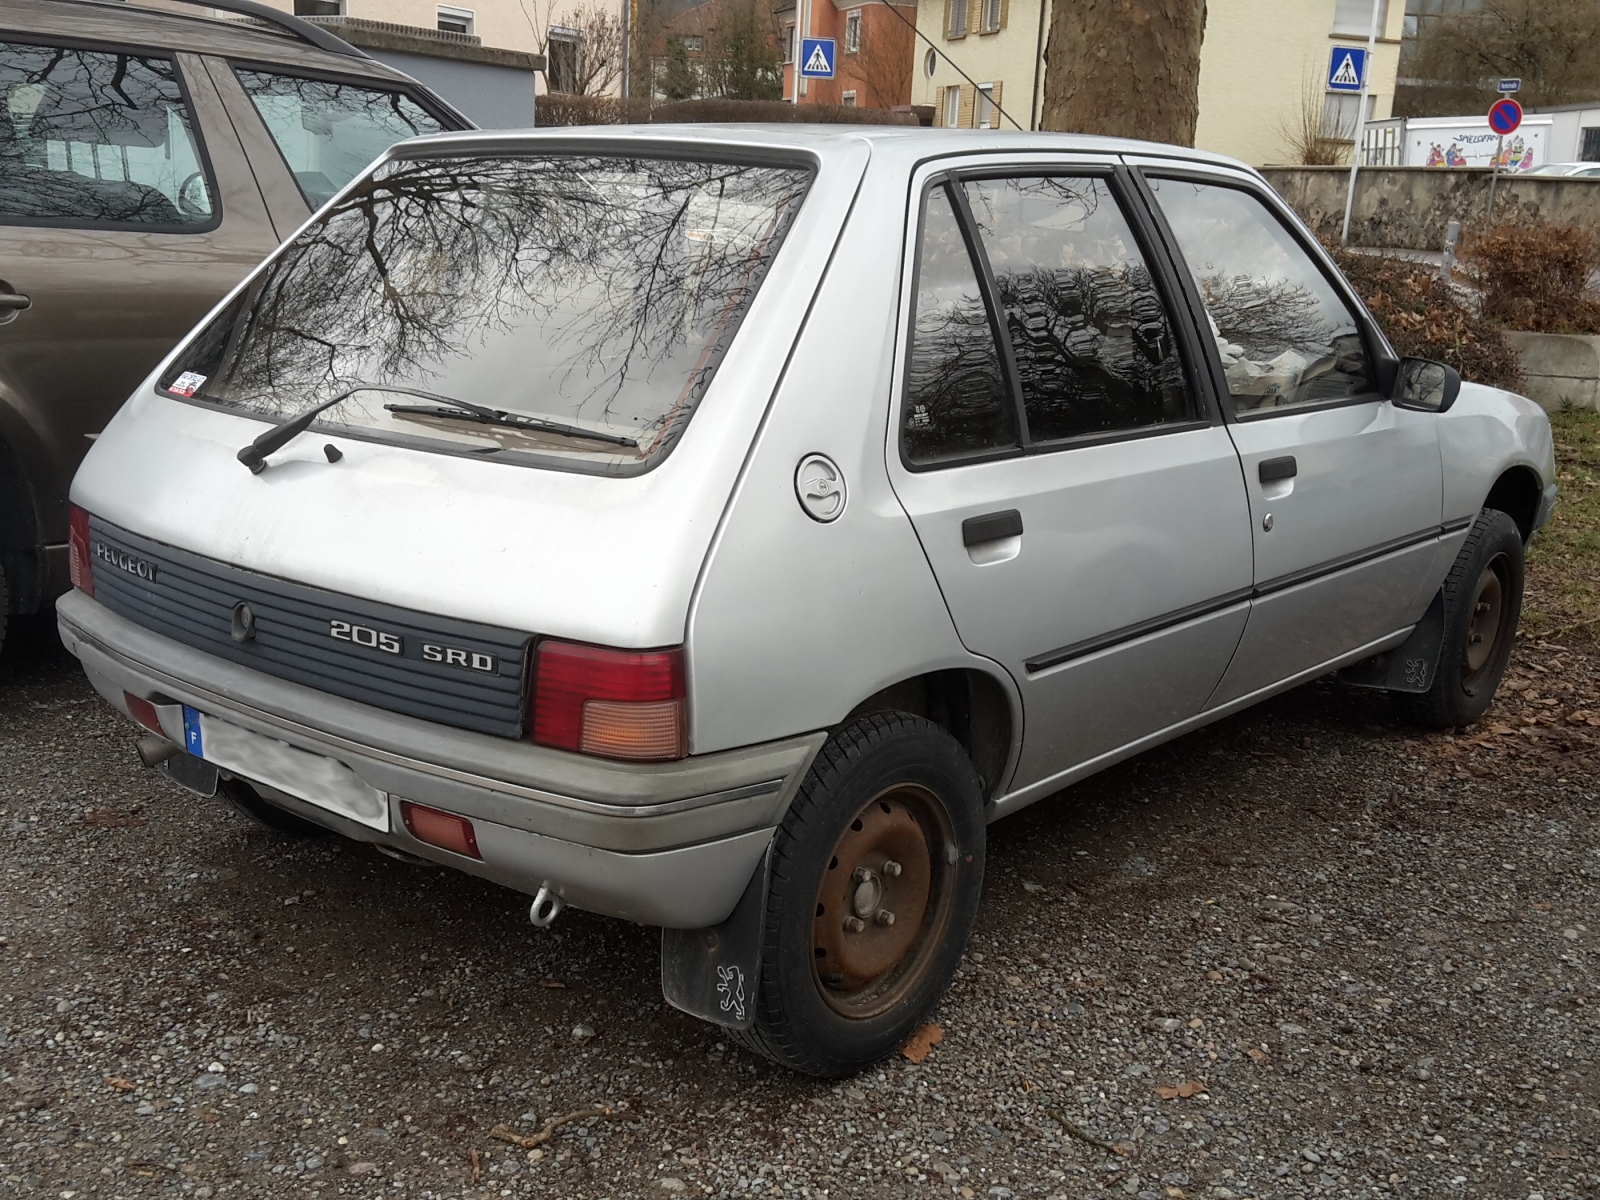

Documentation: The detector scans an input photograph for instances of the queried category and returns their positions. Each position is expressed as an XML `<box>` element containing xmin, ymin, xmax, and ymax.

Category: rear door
<box><xmin>1136</xmin><ymin>167</ymin><xmax>1445</xmax><ymax>706</ymax></box>
<box><xmin>886</xmin><ymin>157</ymin><xmax>1254</xmax><ymax>802</ymax></box>
<box><xmin>0</xmin><ymin>36</ymin><xmax>280</xmax><ymax>584</ymax></box>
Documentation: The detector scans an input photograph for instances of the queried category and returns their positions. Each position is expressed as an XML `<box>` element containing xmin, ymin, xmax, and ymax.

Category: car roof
<box><xmin>4</xmin><ymin>0</ymin><xmax>416</xmax><ymax>86</ymax></box>
<box><xmin>384</xmin><ymin>123</ymin><xmax>1263</xmax><ymax>179</ymax></box>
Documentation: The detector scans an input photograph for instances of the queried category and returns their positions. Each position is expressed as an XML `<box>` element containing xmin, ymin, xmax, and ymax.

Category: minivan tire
<box><xmin>733</xmin><ymin>712</ymin><xmax>985</xmax><ymax>1077</ymax></box>
<box><xmin>1401</xmin><ymin>508</ymin><xmax>1524</xmax><ymax>730</ymax></box>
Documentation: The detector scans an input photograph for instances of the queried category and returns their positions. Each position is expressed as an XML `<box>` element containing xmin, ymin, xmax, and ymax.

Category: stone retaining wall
<box><xmin>1260</xmin><ymin>166</ymin><xmax>1600</xmax><ymax>250</ymax></box>
<box><xmin>1502</xmin><ymin>332</ymin><xmax>1600</xmax><ymax>412</ymax></box>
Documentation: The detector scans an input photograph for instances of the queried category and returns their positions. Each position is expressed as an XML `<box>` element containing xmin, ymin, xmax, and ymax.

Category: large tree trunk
<box><xmin>1041</xmin><ymin>0</ymin><xmax>1207</xmax><ymax>146</ymax></box>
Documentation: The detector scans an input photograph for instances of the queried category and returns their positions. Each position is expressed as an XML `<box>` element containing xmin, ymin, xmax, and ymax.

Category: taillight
<box><xmin>68</xmin><ymin>505</ymin><xmax>93</xmax><ymax>596</ymax></box>
<box><xmin>124</xmin><ymin>692</ymin><xmax>162</xmax><ymax>734</ymax></box>
<box><xmin>530</xmin><ymin>641</ymin><xmax>687</xmax><ymax>761</ymax></box>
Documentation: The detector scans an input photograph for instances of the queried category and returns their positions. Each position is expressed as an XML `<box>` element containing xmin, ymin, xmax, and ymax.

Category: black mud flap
<box><xmin>1338</xmin><ymin>590</ymin><xmax>1446</xmax><ymax>694</ymax></box>
<box><xmin>160</xmin><ymin>751</ymin><xmax>219</xmax><ymax>798</ymax></box>
<box><xmin>660</xmin><ymin>845</ymin><xmax>770</xmax><ymax>1031</ymax></box>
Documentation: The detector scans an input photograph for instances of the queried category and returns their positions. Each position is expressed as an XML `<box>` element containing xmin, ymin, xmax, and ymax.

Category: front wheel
<box><xmin>1402</xmin><ymin>508</ymin><xmax>1524</xmax><ymax>729</ymax></box>
<box><xmin>734</xmin><ymin>712</ymin><xmax>985</xmax><ymax>1076</ymax></box>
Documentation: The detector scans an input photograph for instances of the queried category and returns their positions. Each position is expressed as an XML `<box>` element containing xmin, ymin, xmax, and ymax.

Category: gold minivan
<box><xmin>0</xmin><ymin>0</ymin><xmax>469</xmax><ymax>653</ymax></box>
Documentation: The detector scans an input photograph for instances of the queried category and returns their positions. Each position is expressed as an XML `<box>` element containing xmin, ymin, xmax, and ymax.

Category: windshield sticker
<box><xmin>168</xmin><ymin>371</ymin><xmax>207</xmax><ymax>398</ymax></box>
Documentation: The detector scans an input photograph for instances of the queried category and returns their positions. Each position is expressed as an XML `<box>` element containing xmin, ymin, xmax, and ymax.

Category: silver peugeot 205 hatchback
<box><xmin>58</xmin><ymin>126</ymin><xmax>1555</xmax><ymax>1076</ymax></box>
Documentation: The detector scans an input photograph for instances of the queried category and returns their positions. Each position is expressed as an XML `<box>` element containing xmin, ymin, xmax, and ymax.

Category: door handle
<box><xmin>0</xmin><ymin>292</ymin><xmax>30</xmax><ymax>312</ymax></box>
<box><xmin>1259</xmin><ymin>455</ymin><xmax>1297</xmax><ymax>484</ymax></box>
<box><xmin>962</xmin><ymin>509</ymin><xmax>1023</xmax><ymax>546</ymax></box>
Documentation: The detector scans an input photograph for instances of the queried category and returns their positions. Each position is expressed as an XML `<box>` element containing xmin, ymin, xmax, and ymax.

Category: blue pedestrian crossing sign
<box><xmin>1327</xmin><ymin>46</ymin><xmax>1367</xmax><ymax>92</ymax></box>
<box><xmin>799</xmin><ymin>37</ymin><xmax>836</xmax><ymax>79</ymax></box>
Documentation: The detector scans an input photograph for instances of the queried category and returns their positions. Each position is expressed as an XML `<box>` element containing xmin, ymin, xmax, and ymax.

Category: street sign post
<box><xmin>1486</xmin><ymin>97</ymin><xmax>1524</xmax><ymax>223</ymax></box>
<box><xmin>799</xmin><ymin>37</ymin><xmax>835</xmax><ymax>79</ymax></box>
<box><xmin>1338</xmin><ymin>0</ymin><xmax>1384</xmax><ymax>246</ymax></box>
<box><xmin>1327</xmin><ymin>46</ymin><xmax>1368</xmax><ymax>93</ymax></box>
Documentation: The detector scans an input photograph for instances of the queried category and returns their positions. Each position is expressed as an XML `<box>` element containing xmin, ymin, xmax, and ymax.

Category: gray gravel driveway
<box><xmin>1</xmin><ymin>612</ymin><xmax>1595</xmax><ymax>1200</ymax></box>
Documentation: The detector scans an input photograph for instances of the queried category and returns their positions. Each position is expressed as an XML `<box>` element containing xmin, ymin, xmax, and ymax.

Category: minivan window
<box><xmin>0</xmin><ymin>40</ymin><xmax>214</xmax><ymax>229</ymax></box>
<box><xmin>162</xmin><ymin>154</ymin><xmax>811</xmax><ymax>473</ymax></box>
<box><xmin>1147</xmin><ymin>176</ymin><xmax>1373</xmax><ymax>416</ymax></box>
<box><xmin>961</xmin><ymin>175</ymin><xmax>1195</xmax><ymax>442</ymax></box>
<box><xmin>233</xmin><ymin>68</ymin><xmax>445</xmax><ymax>209</ymax></box>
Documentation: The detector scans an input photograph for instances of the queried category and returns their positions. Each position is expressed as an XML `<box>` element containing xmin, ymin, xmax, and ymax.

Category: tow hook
<box><xmin>136</xmin><ymin>735</ymin><xmax>180</xmax><ymax>769</ymax></box>
<box><xmin>529</xmin><ymin>883</ymin><xmax>565</xmax><ymax>929</ymax></box>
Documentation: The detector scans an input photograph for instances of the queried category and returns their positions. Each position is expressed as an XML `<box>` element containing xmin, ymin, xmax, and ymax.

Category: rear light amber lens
<box><xmin>68</xmin><ymin>505</ymin><xmax>93</xmax><ymax>596</ymax></box>
<box><xmin>530</xmin><ymin>641</ymin><xmax>687</xmax><ymax>761</ymax></box>
<box><xmin>401</xmin><ymin>801</ymin><xmax>481</xmax><ymax>859</ymax></box>
<box><xmin>124</xmin><ymin>692</ymin><xmax>162</xmax><ymax>734</ymax></box>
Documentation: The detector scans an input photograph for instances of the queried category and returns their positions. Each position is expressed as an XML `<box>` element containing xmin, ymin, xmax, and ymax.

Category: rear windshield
<box><xmin>162</xmin><ymin>153</ymin><xmax>812</xmax><ymax>472</ymax></box>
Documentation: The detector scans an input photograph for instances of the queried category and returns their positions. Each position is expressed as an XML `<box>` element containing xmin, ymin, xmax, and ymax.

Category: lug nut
<box><xmin>875</xmin><ymin>909</ymin><xmax>896</xmax><ymax>927</ymax></box>
<box><xmin>852</xmin><ymin>866</ymin><xmax>872</xmax><ymax>884</ymax></box>
<box><xmin>843</xmin><ymin>916</ymin><xmax>866</xmax><ymax>933</ymax></box>
<box><xmin>882</xmin><ymin>860</ymin><xmax>902</xmax><ymax>877</ymax></box>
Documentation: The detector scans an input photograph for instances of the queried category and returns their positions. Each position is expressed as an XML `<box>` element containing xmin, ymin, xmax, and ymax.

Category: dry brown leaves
<box><xmin>900</xmin><ymin>1022</ymin><xmax>944</xmax><ymax>1063</ymax></box>
<box><xmin>82</xmin><ymin>808</ymin><xmax>146</xmax><ymax>829</ymax></box>
<box><xmin>1154</xmin><ymin>1079</ymin><xmax>1207</xmax><ymax>1100</ymax></box>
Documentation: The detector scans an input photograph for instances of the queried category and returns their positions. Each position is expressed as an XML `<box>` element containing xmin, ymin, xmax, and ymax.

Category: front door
<box><xmin>887</xmin><ymin>162</ymin><xmax>1255</xmax><ymax>802</ymax></box>
<box><xmin>1139</xmin><ymin>170</ymin><xmax>1444</xmax><ymax>707</ymax></box>
<box><xmin>0</xmin><ymin>39</ymin><xmax>281</xmax><ymax>591</ymax></box>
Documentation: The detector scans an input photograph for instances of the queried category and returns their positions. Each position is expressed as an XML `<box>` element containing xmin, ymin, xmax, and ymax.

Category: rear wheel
<box><xmin>735</xmin><ymin>712</ymin><xmax>985</xmax><ymax>1076</ymax></box>
<box><xmin>1402</xmin><ymin>508</ymin><xmax>1524</xmax><ymax>729</ymax></box>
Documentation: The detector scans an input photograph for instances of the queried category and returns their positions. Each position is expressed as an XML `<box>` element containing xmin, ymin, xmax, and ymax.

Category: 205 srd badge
<box><xmin>423</xmin><ymin>643</ymin><xmax>497</xmax><ymax>673</ymax></box>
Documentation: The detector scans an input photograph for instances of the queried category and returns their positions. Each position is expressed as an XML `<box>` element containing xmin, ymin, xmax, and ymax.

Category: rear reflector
<box><xmin>68</xmin><ymin>505</ymin><xmax>93</xmax><ymax>596</ymax></box>
<box><xmin>400</xmin><ymin>801</ymin><xmax>481</xmax><ymax>859</ymax></box>
<box><xmin>530</xmin><ymin>641</ymin><xmax>687</xmax><ymax>761</ymax></box>
<box><xmin>124</xmin><ymin>692</ymin><xmax>162</xmax><ymax>735</ymax></box>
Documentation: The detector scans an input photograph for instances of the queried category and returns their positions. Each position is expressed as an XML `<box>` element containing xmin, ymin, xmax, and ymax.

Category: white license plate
<box><xmin>182</xmin><ymin>705</ymin><xmax>390</xmax><ymax>831</ymax></box>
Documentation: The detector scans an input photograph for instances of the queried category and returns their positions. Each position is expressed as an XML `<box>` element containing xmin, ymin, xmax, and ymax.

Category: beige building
<box><xmin>913</xmin><ymin>0</ymin><xmax>1405</xmax><ymax>166</ymax></box>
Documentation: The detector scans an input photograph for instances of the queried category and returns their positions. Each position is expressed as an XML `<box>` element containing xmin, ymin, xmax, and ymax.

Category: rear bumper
<box><xmin>57</xmin><ymin>591</ymin><xmax>824</xmax><ymax>928</ymax></box>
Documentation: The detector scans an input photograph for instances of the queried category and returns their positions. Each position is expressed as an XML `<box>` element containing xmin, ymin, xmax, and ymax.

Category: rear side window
<box><xmin>234</xmin><ymin>68</ymin><xmax>445</xmax><ymax>209</ymax></box>
<box><xmin>902</xmin><ymin>171</ymin><xmax>1196</xmax><ymax>467</ymax></box>
<box><xmin>961</xmin><ymin>176</ymin><xmax>1193</xmax><ymax>442</ymax></box>
<box><xmin>1146</xmin><ymin>176</ymin><xmax>1374</xmax><ymax>416</ymax></box>
<box><xmin>0</xmin><ymin>40</ymin><xmax>214</xmax><ymax>230</ymax></box>
<box><xmin>162</xmin><ymin>154</ymin><xmax>811</xmax><ymax>474</ymax></box>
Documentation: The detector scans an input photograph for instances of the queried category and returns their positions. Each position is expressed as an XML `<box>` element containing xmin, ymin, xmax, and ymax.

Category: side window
<box><xmin>961</xmin><ymin>175</ymin><xmax>1196</xmax><ymax>442</ymax></box>
<box><xmin>1147</xmin><ymin>176</ymin><xmax>1373</xmax><ymax>416</ymax></box>
<box><xmin>233</xmin><ymin>69</ymin><xmax>445</xmax><ymax>209</ymax></box>
<box><xmin>903</xmin><ymin>184</ymin><xmax>1018</xmax><ymax>465</ymax></box>
<box><xmin>0</xmin><ymin>40</ymin><xmax>214</xmax><ymax>229</ymax></box>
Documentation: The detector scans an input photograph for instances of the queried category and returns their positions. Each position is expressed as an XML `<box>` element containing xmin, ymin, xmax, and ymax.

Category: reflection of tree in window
<box><xmin>903</xmin><ymin>186</ymin><xmax>1015</xmax><ymax>464</ymax></box>
<box><xmin>168</xmin><ymin>156</ymin><xmax>809</xmax><ymax>467</ymax></box>
<box><xmin>0</xmin><ymin>41</ymin><xmax>211</xmax><ymax>225</ymax></box>
<box><xmin>546</xmin><ymin>28</ymin><xmax>581</xmax><ymax>93</ymax></box>
<box><xmin>963</xmin><ymin>176</ymin><xmax>1191</xmax><ymax>441</ymax></box>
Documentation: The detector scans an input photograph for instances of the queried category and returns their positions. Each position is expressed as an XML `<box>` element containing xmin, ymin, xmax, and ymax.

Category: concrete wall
<box><xmin>1261</xmin><ymin>166</ymin><xmax>1600</xmax><ymax>249</ymax></box>
<box><xmin>1503</xmin><ymin>332</ymin><xmax>1600</xmax><ymax>412</ymax></box>
<box><xmin>368</xmin><ymin>49</ymin><xmax>536</xmax><ymax>128</ymax></box>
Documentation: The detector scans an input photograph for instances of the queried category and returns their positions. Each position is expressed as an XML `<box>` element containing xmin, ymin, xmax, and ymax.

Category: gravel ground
<box><xmin>0</xmin><ymin>609</ymin><xmax>1596</xmax><ymax>1200</ymax></box>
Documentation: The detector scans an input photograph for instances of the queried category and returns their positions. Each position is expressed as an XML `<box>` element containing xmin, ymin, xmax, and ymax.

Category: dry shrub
<box><xmin>1327</xmin><ymin>244</ymin><xmax>1525</xmax><ymax>392</ymax></box>
<box><xmin>534</xmin><ymin>95</ymin><xmax>916</xmax><ymax>126</ymax></box>
<box><xmin>1461</xmin><ymin>220</ymin><xmax>1600</xmax><ymax>334</ymax></box>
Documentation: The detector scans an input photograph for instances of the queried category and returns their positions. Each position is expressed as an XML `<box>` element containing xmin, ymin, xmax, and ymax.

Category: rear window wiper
<box><xmin>383</xmin><ymin>399</ymin><xmax>639</xmax><ymax>448</ymax></box>
<box><xmin>236</xmin><ymin>383</ymin><xmax>634</xmax><ymax>474</ymax></box>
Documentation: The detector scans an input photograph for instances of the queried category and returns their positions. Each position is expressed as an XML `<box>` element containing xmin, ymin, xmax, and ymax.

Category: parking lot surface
<box><xmin>0</xmin><ymin>610</ymin><xmax>1595</xmax><ymax>1200</ymax></box>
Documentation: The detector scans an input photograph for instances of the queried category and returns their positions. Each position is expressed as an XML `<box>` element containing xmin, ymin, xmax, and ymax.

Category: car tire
<box><xmin>733</xmin><ymin>711</ymin><xmax>985</xmax><ymax>1077</ymax></box>
<box><xmin>219</xmin><ymin>777</ymin><xmax>327</xmax><ymax>838</ymax></box>
<box><xmin>0</xmin><ymin>558</ymin><xmax>8</xmax><ymax>661</ymax></box>
<box><xmin>1401</xmin><ymin>508</ymin><xmax>1524</xmax><ymax>730</ymax></box>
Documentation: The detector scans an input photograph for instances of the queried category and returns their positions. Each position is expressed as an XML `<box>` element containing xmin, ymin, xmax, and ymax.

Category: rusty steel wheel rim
<box><xmin>1463</xmin><ymin>555</ymin><xmax>1510</xmax><ymax>685</ymax></box>
<box><xmin>811</xmin><ymin>783</ymin><xmax>957</xmax><ymax>1019</ymax></box>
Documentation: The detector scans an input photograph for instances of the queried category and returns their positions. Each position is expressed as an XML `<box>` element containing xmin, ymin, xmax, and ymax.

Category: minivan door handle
<box><xmin>0</xmin><ymin>291</ymin><xmax>30</xmax><ymax>311</ymax></box>
<box><xmin>962</xmin><ymin>509</ymin><xmax>1023</xmax><ymax>546</ymax></box>
<box><xmin>1259</xmin><ymin>455</ymin><xmax>1297</xmax><ymax>484</ymax></box>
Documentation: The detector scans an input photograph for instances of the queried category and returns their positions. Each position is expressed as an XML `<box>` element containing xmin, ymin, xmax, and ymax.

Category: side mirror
<box><xmin>1392</xmin><ymin>357</ymin><xmax>1461</xmax><ymax>413</ymax></box>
